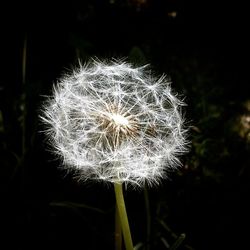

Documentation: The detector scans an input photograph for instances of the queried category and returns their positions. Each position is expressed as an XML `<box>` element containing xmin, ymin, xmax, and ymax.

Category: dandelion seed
<box><xmin>41</xmin><ymin>59</ymin><xmax>188</xmax><ymax>187</ymax></box>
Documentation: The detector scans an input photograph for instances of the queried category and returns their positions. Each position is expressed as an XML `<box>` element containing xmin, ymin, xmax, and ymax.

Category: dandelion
<box><xmin>41</xmin><ymin>59</ymin><xmax>188</xmax><ymax>249</ymax></box>
<box><xmin>41</xmin><ymin>59</ymin><xmax>187</xmax><ymax>186</ymax></box>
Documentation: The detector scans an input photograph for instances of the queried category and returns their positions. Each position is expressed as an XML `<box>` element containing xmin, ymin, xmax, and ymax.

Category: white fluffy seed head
<box><xmin>41</xmin><ymin>59</ymin><xmax>188</xmax><ymax>187</ymax></box>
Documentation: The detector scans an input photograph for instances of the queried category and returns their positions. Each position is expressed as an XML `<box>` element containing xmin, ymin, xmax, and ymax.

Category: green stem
<box><xmin>115</xmin><ymin>205</ymin><xmax>122</xmax><ymax>250</ymax></box>
<box><xmin>114</xmin><ymin>183</ymin><xmax>133</xmax><ymax>250</ymax></box>
<box><xmin>169</xmin><ymin>233</ymin><xmax>186</xmax><ymax>250</ymax></box>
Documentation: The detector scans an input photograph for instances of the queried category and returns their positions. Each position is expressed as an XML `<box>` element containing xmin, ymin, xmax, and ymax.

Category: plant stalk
<box><xmin>114</xmin><ymin>183</ymin><xmax>133</xmax><ymax>250</ymax></box>
<box><xmin>115</xmin><ymin>205</ymin><xmax>122</xmax><ymax>250</ymax></box>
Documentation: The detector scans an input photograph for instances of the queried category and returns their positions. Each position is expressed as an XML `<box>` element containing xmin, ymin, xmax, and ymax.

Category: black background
<box><xmin>1</xmin><ymin>1</ymin><xmax>249</xmax><ymax>249</ymax></box>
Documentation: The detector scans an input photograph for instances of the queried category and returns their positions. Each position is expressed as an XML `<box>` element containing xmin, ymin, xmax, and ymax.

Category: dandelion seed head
<box><xmin>41</xmin><ymin>59</ymin><xmax>188</xmax><ymax>187</ymax></box>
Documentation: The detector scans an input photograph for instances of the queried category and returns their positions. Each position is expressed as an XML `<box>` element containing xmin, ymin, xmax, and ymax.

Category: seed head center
<box><xmin>111</xmin><ymin>113</ymin><xmax>129</xmax><ymax>127</ymax></box>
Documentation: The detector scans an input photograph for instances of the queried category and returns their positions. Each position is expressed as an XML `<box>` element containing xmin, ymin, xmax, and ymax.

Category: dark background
<box><xmin>1</xmin><ymin>1</ymin><xmax>249</xmax><ymax>249</ymax></box>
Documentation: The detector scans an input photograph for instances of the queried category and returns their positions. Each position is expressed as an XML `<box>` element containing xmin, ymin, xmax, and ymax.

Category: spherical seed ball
<box><xmin>41</xmin><ymin>60</ymin><xmax>188</xmax><ymax>186</ymax></box>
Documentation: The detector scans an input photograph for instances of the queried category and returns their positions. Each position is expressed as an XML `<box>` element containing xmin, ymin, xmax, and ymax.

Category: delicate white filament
<box><xmin>41</xmin><ymin>59</ymin><xmax>188</xmax><ymax>187</ymax></box>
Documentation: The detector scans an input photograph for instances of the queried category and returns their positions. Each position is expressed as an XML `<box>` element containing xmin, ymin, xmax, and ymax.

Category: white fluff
<box><xmin>41</xmin><ymin>60</ymin><xmax>188</xmax><ymax>186</ymax></box>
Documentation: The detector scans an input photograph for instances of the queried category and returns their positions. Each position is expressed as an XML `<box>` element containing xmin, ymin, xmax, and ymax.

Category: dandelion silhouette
<box><xmin>41</xmin><ymin>59</ymin><xmax>188</xmax><ymax>249</ymax></box>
